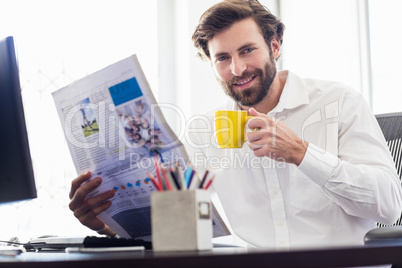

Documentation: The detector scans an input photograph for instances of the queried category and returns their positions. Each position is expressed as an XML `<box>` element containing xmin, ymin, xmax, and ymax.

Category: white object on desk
<box><xmin>0</xmin><ymin>246</ymin><xmax>24</xmax><ymax>256</ymax></box>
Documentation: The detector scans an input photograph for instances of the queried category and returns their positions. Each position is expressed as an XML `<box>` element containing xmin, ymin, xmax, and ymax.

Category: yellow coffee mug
<box><xmin>215</xmin><ymin>110</ymin><xmax>253</xmax><ymax>149</ymax></box>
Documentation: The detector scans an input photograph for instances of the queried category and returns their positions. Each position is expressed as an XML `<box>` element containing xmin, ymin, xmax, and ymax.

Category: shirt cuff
<box><xmin>298</xmin><ymin>143</ymin><xmax>339</xmax><ymax>187</ymax></box>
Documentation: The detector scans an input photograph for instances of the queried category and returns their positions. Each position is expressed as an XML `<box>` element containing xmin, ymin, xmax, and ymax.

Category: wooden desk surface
<box><xmin>1</xmin><ymin>245</ymin><xmax>402</xmax><ymax>268</ymax></box>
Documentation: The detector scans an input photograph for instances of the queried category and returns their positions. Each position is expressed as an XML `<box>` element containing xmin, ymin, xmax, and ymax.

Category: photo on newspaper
<box><xmin>52</xmin><ymin>55</ymin><xmax>229</xmax><ymax>241</ymax></box>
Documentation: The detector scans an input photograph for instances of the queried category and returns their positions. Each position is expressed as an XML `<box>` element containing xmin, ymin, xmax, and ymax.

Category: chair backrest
<box><xmin>375</xmin><ymin>112</ymin><xmax>402</xmax><ymax>227</ymax></box>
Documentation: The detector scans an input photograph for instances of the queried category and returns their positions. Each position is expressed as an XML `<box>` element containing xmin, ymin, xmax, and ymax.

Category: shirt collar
<box><xmin>270</xmin><ymin>70</ymin><xmax>310</xmax><ymax>114</ymax></box>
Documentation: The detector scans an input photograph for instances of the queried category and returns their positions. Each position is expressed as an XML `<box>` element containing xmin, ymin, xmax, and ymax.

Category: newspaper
<box><xmin>52</xmin><ymin>55</ymin><xmax>229</xmax><ymax>241</ymax></box>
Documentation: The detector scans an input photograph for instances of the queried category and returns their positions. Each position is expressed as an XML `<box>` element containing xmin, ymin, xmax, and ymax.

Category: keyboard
<box><xmin>84</xmin><ymin>236</ymin><xmax>152</xmax><ymax>249</ymax></box>
<box><xmin>24</xmin><ymin>236</ymin><xmax>152</xmax><ymax>251</ymax></box>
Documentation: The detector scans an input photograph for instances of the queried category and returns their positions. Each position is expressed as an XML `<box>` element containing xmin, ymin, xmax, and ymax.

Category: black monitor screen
<box><xmin>0</xmin><ymin>36</ymin><xmax>37</xmax><ymax>204</ymax></box>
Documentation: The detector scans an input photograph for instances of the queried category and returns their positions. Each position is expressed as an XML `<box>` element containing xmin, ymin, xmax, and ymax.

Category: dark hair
<box><xmin>192</xmin><ymin>0</ymin><xmax>285</xmax><ymax>61</ymax></box>
<box><xmin>133</xmin><ymin>133</ymin><xmax>142</xmax><ymax>142</ymax></box>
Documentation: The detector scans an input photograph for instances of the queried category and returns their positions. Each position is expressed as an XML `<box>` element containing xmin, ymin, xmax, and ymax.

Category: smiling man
<box><xmin>67</xmin><ymin>0</ymin><xmax>402</xmax><ymax>251</ymax></box>
<box><xmin>201</xmin><ymin>15</ymin><xmax>307</xmax><ymax>165</ymax></box>
<box><xmin>208</xmin><ymin>18</ymin><xmax>278</xmax><ymax>111</ymax></box>
<box><xmin>188</xmin><ymin>0</ymin><xmax>402</xmax><ymax>249</ymax></box>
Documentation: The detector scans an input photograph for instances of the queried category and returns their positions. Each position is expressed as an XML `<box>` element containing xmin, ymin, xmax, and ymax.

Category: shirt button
<box><xmin>278</xmin><ymin>241</ymin><xmax>289</xmax><ymax>248</ymax></box>
<box><xmin>276</xmin><ymin>221</ymin><xmax>284</xmax><ymax>227</ymax></box>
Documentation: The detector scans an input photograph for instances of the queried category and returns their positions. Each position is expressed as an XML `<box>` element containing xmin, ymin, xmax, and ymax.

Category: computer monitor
<box><xmin>0</xmin><ymin>36</ymin><xmax>37</xmax><ymax>204</ymax></box>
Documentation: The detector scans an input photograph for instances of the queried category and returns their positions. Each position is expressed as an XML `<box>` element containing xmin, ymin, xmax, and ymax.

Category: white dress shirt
<box><xmin>185</xmin><ymin>71</ymin><xmax>402</xmax><ymax>249</ymax></box>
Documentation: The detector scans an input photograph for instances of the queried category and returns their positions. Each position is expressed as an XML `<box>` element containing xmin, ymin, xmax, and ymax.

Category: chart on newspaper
<box><xmin>52</xmin><ymin>55</ymin><xmax>229</xmax><ymax>240</ymax></box>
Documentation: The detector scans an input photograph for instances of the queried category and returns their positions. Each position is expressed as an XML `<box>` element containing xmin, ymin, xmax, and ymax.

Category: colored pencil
<box><xmin>199</xmin><ymin>169</ymin><xmax>209</xmax><ymax>188</ymax></box>
<box><xmin>187</xmin><ymin>169</ymin><xmax>195</xmax><ymax>189</ymax></box>
<box><xmin>147</xmin><ymin>172</ymin><xmax>161</xmax><ymax>191</ymax></box>
<box><xmin>169</xmin><ymin>166</ymin><xmax>181</xmax><ymax>190</ymax></box>
<box><xmin>184</xmin><ymin>166</ymin><xmax>192</xmax><ymax>185</ymax></box>
<box><xmin>153</xmin><ymin>156</ymin><xmax>164</xmax><ymax>190</ymax></box>
<box><xmin>176</xmin><ymin>163</ymin><xmax>187</xmax><ymax>191</ymax></box>
<box><xmin>188</xmin><ymin>172</ymin><xmax>200</xmax><ymax>190</ymax></box>
<box><xmin>161</xmin><ymin>165</ymin><xmax>172</xmax><ymax>191</ymax></box>
<box><xmin>204</xmin><ymin>175</ymin><xmax>215</xmax><ymax>190</ymax></box>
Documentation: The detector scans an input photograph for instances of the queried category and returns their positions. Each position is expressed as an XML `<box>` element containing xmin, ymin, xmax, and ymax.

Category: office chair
<box><xmin>364</xmin><ymin>112</ymin><xmax>402</xmax><ymax>246</ymax></box>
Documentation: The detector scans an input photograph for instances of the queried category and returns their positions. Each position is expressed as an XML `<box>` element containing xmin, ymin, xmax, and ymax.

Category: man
<box><xmin>80</xmin><ymin>103</ymin><xmax>93</xmax><ymax>131</ymax></box>
<box><xmin>69</xmin><ymin>0</ymin><xmax>402</xmax><ymax>249</ymax></box>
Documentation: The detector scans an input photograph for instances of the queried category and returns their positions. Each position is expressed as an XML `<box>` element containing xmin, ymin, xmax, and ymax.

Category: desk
<box><xmin>1</xmin><ymin>245</ymin><xmax>402</xmax><ymax>267</ymax></box>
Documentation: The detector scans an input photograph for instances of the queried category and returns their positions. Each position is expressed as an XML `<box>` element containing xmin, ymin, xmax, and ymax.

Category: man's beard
<box><xmin>218</xmin><ymin>58</ymin><xmax>277</xmax><ymax>107</ymax></box>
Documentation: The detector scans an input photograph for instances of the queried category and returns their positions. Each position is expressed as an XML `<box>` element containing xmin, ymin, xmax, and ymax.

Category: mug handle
<box><xmin>244</xmin><ymin>116</ymin><xmax>258</xmax><ymax>142</ymax></box>
<box><xmin>245</xmin><ymin>115</ymin><xmax>253</xmax><ymax>121</ymax></box>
